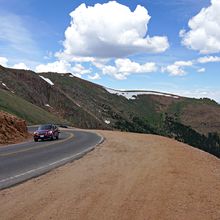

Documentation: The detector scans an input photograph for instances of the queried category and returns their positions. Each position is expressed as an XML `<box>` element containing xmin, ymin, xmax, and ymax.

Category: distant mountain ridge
<box><xmin>0</xmin><ymin>64</ymin><xmax>220</xmax><ymax>156</ymax></box>
<box><xmin>0</xmin><ymin>64</ymin><xmax>219</xmax><ymax>133</ymax></box>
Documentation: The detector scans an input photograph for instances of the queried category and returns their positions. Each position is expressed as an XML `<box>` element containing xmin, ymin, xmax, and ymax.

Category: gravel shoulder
<box><xmin>0</xmin><ymin>130</ymin><xmax>220</xmax><ymax>220</ymax></box>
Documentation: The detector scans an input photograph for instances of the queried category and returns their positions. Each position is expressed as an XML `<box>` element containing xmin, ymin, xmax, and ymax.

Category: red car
<box><xmin>34</xmin><ymin>124</ymin><xmax>60</xmax><ymax>142</ymax></box>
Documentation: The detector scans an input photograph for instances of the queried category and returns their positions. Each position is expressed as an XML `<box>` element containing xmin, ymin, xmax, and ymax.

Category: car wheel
<box><xmin>50</xmin><ymin>135</ymin><xmax>54</xmax><ymax>141</ymax></box>
<box><xmin>56</xmin><ymin>135</ymin><xmax>59</xmax><ymax>140</ymax></box>
<box><xmin>34</xmin><ymin>138</ymin><xmax>38</xmax><ymax>142</ymax></box>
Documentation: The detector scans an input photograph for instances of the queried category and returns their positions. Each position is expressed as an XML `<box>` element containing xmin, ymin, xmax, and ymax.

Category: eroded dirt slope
<box><xmin>0</xmin><ymin>111</ymin><xmax>28</xmax><ymax>144</ymax></box>
<box><xmin>0</xmin><ymin>131</ymin><xmax>220</xmax><ymax>220</ymax></box>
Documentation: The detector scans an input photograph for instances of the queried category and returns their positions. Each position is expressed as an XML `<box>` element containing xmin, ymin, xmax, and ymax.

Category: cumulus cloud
<box><xmin>0</xmin><ymin>56</ymin><xmax>8</xmax><ymax>67</ymax></box>
<box><xmin>102</xmin><ymin>58</ymin><xmax>157</xmax><ymax>80</ymax></box>
<box><xmin>162</xmin><ymin>61</ymin><xmax>193</xmax><ymax>76</ymax></box>
<box><xmin>0</xmin><ymin>57</ymin><xmax>29</xmax><ymax>70</ymax></box>
<box><xmin>71</xmin><ymin>63</ymin><xmax>91</xmax><ymax>75</ymax></box>
<box><xmin>56</xmin><ymin>53</ymin><xmax>96</xmax><ymax>63</ymax></box>
<box><xmin>57</xmin><ymin>1</ymin><xmax>169</xmax><ymax>60</ymax></box>
<box><xmin>35</xmin><ymin>60</ymin><xmax>72</xmax><ymax>73</ymax></box>
<box><xmin>35</xmin><ymin>60</ymin><xmax>91</xmax><ymax>78</ymax></box>
<box><xmin>88</xmin><ymin>73</ymin><xmax>101</xmax><ymax>80</ymax></box>
<box><xmin>12</xmin><ymin>62</ymin><xmax>29</xmax><ymax>70</ymax></box>
<box><xmin>180</xmin><ymin>0</ymin><xmax>220</xmax><ymax>54</ymax></box>
<box><xmin>197</xmin><ymin>56</ymin><xmax>220</xmax><ymax>63</ymax></box>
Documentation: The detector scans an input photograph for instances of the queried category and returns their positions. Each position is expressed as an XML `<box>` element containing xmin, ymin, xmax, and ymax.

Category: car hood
<box><xmin>36</xmin><ymin>130</ymin><xmax>50</xmax><ymax>133</ymax></box>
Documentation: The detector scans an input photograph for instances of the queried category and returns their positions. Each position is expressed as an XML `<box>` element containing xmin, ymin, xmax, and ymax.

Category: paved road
<box><xmin>0</xmin><ymin>127</ymin><xmax>103</xmax><ymax>190</ymax></box>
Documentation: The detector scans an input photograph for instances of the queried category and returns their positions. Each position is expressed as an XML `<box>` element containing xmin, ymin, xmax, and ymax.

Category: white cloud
<box><xmin>102</xmin><ymin>65</ymin><xmax>121</xmax><ymax>79</ymax></box>
<box><xmin>0</xmin><ymin>56</ymin><xmax>8</xmax><ymax>67</ymax></box>
<box><xmin>35</xmin><ymin>60</ymin><xmax>91</xmax><ymax>78</ymax></box>
<box><xmin>197</xmin><ymin>68</ymin><xmax>205</xmax><ymax>73</ymax></box>
<box><xmin>162</xmin><ymin>60</ymin><xmax>193</xmax><ymax>76</ymax></box>
<box><xmin>102</xmin><ymin>58</ymin><xmax>157</xmax><ymax>80</ymax></box>
<box><xmin>116</xmin><ymin>59</ymin><xmax>157</xmax><ymax>73</ymax></box>
<box><xmin>12</xmin><ymin>62</ymin><xmax>29</xmax><ymax>70</ymax></box>
<box><xmin>55</xmin><ymin>53</ymin><xmax>96</xmax><ymax>63</ymax></box>
<box><xmin>197</xmin><ymin>56</ymin><xmax>220</xmax><ymax>63</ymax></box>
<box><xmin>88</xmin><ymin>73</ymin><xmax>101</xmax><ymax>80</ymax></box>
<box><xmin>57</xmin><ymin>1</ymin><xmax>169</xmax><ymax>60</ymax></box>
<box><xmin>0</xmin><ymin>56</ymin><xmax>30</xmax><ymax>70</ymax></box>
<box><xmin>173</xmin><ymin>61</ymin><xmax>193</xmax><ymax>66</ymax></box>
<box><xmin>35</xmin><ymin>60</ymin><xmax>72</xmax><ymax>73</ymax></box>
<box><xmin>180</xmin><ymin>0</ymin><xmax>220</xmax><ymax>54</ymax></box>
<box><xmin>71</xmin><ymin>63</ymin><xmax>91</xmax><ymax>75</ymax></box>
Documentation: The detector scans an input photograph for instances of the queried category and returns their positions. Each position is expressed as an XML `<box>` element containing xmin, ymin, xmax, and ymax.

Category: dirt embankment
<box><xmin>0</xmin><ymin>131</ymin><xmax>220</xmax><ymax>220</ymax></box>
<box><xmin>0</xmin><ymin>111</ymin><xmax>29</xmax><ymax>144</ymax></box>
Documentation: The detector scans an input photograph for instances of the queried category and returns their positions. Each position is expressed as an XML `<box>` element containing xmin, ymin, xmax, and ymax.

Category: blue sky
<box><xmin>0</xmin><ymin>0</ymin><xmax>220</xmax><ymax>102</ymax></box>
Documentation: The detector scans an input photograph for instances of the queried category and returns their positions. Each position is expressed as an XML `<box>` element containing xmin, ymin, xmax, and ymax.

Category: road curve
<box><xmin>0</xmin><ymin>127</ymin><xmax>103</xmax><ymax>190</ymax></box>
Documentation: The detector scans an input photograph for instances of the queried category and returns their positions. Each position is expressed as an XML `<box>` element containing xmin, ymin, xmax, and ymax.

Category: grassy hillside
<box><xmin>0</xmin><ymin>65</ymin><xmax>105</xmax><ymax>128</ymax></box>
<box><xmin>0</xmin><ymin>65</ymin><xmax>220</xmax><ymax>156</ymax></box>
<box><xmin>39</xmin><ymin>72</ymin><xmax>220</xmax><ymax>157</ymax></box>
<box><xmin>0</xmin><ymin>89</ymin><xmax>66</xmax><ymax>125</ymax></box>
<box><xmin>41</xmin><ymin>72</ymin><xmax>220</xmax><ymax>135</ymax></box>
<box><xmin>1</xmin><ymin>65</ymin><xmax>219</xmax><ymax>134</ymax></box>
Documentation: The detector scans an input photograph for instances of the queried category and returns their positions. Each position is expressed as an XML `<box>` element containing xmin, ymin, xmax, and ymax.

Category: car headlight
<box><xmin>48</xmin><ymin>131</ymin><xmax>53</xmax><ymax>134</ymax></box>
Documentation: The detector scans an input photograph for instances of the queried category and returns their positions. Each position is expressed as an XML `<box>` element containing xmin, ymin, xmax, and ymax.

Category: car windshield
<box><xmin>38</xmin><ymin>125</ymin><xmax>52</xmax><ymax>130</ymax></box>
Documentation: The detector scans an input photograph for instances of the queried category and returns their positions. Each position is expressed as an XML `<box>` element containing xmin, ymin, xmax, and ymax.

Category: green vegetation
<box><xmin>131</xmin><ymin>96</ymin><xmax>163</xmax><ymax>126</ymax></box>
<box><xmin>168</xmin><ymin>101</ymin><xmax>188</xmax><ymax>120</ymax></box>
<box><xmin>164</xmin><ymin>116</ymin><xmax>220</xmax><ymax>157</ymax></box>
<box><xmin>0</xmin><ymin>66</ymin><xmax>219</xmax><ymax>158</ymax></box>
<box><xmin>115</xmin><ymin>116</ymin><xmax>158</xmax><ymax>134</ymax></box>
<box><xmin>198</xmin><ymin>97</ymin><xmax>218</xmax><ymax>105</ymax></box>
<box><xmin>33</xmin><ymin>73</ymin><xmax>220</xmax><ymax>158</ymax></box>
<box><xmin>0</xmin><ymin>89</ymin><xmax>65</xmax><ymax>125</ymax></box>
<box><xmin>168</xmin><ymin>97</ymin><xmax>219</xmax><ymax>119</ymax></box>
<box><xmin>115</xmin><ymin>115</ymin><xmax>220</xmax><ymax>158</ymax></box>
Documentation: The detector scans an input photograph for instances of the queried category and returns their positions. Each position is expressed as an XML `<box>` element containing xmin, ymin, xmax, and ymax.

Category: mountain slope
<box><xmin>0</xmin><ymin>89</ymin><xmax>66</xmax><ymax>125</ymax></box>
<box><xmin>0</xmin><ymin>65</ymin><xmax>220</xmax><ymax>156</ymax></box>
<box><xmin>1</xmin><ymin>65</ymin><xmax>220</xmax><ymax>133</ymax></box>
<box><xmin>39</xmin><ymin>71</ymin><xmax>220</xmax><ymax>135</ymax></box>
<box><xmin>0</xmin><ymin>65</ymin><xmax>105</xmax><ymax>128</ymax></box>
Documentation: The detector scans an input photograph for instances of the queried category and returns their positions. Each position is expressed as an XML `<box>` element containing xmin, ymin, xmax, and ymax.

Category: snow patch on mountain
<box><xmin>2</xmin><ymin>82</ymin><xmax>15</xmax><ymax>93</ymax></box>
<box><xmin>39</xmin><ymin>76</ymin><xmax>54</xmax><ymax>86</ymax></box>
<box><xmin>45</xmin><ymin>104</ymin><xmax>52</xmax><ymax>108</ymax></box>
<box><xmin>104</xmin><ymin>120</ymin><xmax>111</xmax><ymax>124</ymax></box>
<box><xmin>105</xmin><ymin>88</ymin><xmax>179</xmax><ymax>100</ymax></box>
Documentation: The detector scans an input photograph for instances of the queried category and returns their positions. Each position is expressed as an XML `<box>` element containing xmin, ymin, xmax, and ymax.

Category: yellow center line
<box><xmin>0</xmin><ymin>132</ymin><xmax>74</xmax><ymax>157</ymax></box>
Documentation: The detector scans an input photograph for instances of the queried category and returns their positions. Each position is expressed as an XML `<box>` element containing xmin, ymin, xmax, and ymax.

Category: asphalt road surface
<box><xmin>0</xmin><ymin>127</ymin><xmax>103</xmax><ymax>190</ymax></box>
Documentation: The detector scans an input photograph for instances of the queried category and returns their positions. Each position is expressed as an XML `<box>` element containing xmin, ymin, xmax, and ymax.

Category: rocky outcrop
<box><xmin>0</xmin><ymin>111</ymin><xmax>28</xmax><ymax>144</ymax></box>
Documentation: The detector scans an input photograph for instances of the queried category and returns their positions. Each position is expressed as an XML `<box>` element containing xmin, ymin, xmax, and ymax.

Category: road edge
<box><xmin>0</xmin><ymin>130</ymin><xmax>104</xmax><ymax>190</ymax></box>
